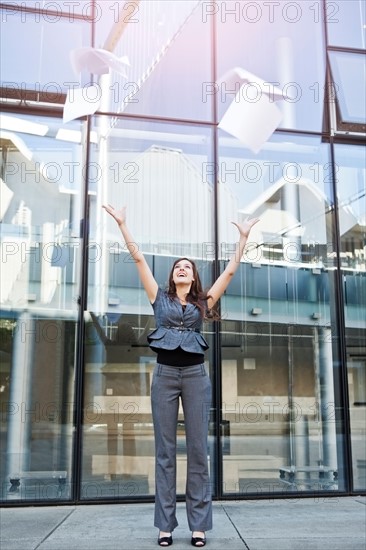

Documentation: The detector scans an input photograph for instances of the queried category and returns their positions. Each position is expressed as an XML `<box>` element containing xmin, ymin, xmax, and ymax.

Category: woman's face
<box><xmin>172</xmin><ymin>259</ymin><xmax>195</xmax><ymax>287</ymax></box>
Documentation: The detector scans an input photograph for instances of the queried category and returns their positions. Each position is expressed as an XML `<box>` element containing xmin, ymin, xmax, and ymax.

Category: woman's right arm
<box><xmin>103</xmin><ymin>204</ymin><xmax>158</xmax><ymax>303</ymax></box>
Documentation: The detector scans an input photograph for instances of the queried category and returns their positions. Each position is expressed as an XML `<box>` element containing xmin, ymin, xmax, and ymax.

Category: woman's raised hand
<box><xmin>102</xmin><ymin>203</ymin><xmax>158</xmax><ymax>301</ymax></box>
<box><xmin>231</xmin><ymin>217</ymin><xmax>260</xmax><ymax>239</ymax></box>
<box><xmin>102</xmin><ymin>204</ymin><xmax>126</xmax><ymax>226</ymax></box>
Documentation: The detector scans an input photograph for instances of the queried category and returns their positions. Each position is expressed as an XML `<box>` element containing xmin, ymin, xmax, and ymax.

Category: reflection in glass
<box><xmin>80</xmin><ymin>116</ymin><xmax>215</xmax><ymax>499</ymax></box>
<box><xmin>329</xmin><ymin>50</ymin><xmax>366</xmax><ymax>124</ymax></box>
<box><xmin>335</xmin><ymin>144</ymin><xmax>366</xmax><ymax>491</ymax></box>
<box><xmin>96</xmin><ymin>1</ymin><xmax>212</xmax><ymax>121</ymax></box>
<box><xmin>326</xmin><ymin>0</ymin><xmax>366</xmax><ymax>49</ymax></box>
<box><xmin>216</xmin><ymin>0</ymin><xmax>326</xmax><ymax>132</ymax></box>
<box><xmin>0</xmin><ymin>114</ymin><xmax>84</xmax><ymax>501</ymax></box>
<box><xmin>218</xmin><ymin>133</ymin><xmax>345</xmax><ymax>495</ymax></box>
<box><xmin>0</xmin><ymin>6</ymin><xmax>91</xmax><ymax>92</ymax></box>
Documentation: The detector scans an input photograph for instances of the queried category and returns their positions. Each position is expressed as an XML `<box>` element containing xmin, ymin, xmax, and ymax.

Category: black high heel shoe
<box><xmin>191</xmin><ymin>534</ymin><xmax>206</xmax><ymax>547</ymax></box>
<box><xmin>158</xmin><ymin>534</ymin><xmax>173</xmax><ymax>546</ymax></box>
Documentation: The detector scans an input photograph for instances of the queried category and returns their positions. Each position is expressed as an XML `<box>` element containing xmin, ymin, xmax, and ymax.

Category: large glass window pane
<box><xmin>0</xmin><ymin>6</ymin><xmax>91</xmax><ymax>92</ymax></box>
<box><xmin>95</xmin><ymin>1</ymin><xmax>213</xmax><ymax>121</ymax></box>
<box><xmin>80</xmin><ymin>116</ymin><xmax>216</xmax><ymax>499</ymax></box>
<box><xmin>326</xmin><ymin>0</ymin><xmax>366</xmax><ymax>49</ymax></box>
<box><xmin>218</xmin><ymin>132</ymin><xmax>346</xmax><ymax>496</ymax></box>
<box><xmin>216</xmin><ymin>0</ymin><xmax>326</xmax><ymax>132</ymax></box>
<box><xmin>334</xmin><ymin>143</ymin><xmax>366</xmax><ymax>492</ymax></box>
<box><xmin>0</xmin><ymin>114</ymin><xmax>85</xmax><ymax>501</ymax></box>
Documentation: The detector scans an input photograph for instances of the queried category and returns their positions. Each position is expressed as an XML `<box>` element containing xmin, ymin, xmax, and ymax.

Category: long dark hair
<box><xmin>167</xmin><ymin>257</ymin><xmax>218</xmax><ymax>320</ymax></box>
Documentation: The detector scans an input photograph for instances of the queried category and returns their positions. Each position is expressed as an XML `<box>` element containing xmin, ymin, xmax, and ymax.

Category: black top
<box><xmin>156</xmin><ymin>346</ymin><xmax>205</xmax><ymax>366</ymax></box>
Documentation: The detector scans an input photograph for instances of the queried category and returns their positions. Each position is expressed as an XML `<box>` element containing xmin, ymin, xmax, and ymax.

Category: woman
<box><xmin>103</xmin><ymin>204</ymin><xmax>258</xmax><ymax>547</ymax></box>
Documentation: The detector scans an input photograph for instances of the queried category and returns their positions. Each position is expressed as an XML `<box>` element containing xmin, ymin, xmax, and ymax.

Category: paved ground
<box><xmin>1</xmin><ymin>496</ymin><xmax>365</xmax><ymax>550</ymax></box>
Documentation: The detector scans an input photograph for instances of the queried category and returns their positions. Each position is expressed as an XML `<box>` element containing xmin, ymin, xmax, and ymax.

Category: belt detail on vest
<box><xmin>163</xmin><ymin>325</ymin><xmax>200</xmax><ymax>332</ymax></box>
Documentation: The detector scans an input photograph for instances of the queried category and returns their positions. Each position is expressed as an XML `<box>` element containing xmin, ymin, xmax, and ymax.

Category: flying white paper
<box><xmin>218</xmin><ymin>67</ymin><xmax>288</xmax><ymax>153</ymax></box>
<box><xmin>63</xmin><ymin>85</ymin><xmax>101</xmax><ymax>124</ymax></box>
<box><xmin>0</xmin><ymin>178</ymin><xmax>14</xmax><ymax>221</ymax></box>
<box><xmin>217</xmin><ymin>67</ymin><xmax>286</xmax><ymax>101</ymax></box>
<box><xmin>70</xmin><ymin>47</ymin><xmax>130</xmax><ymax>76</ymax></box>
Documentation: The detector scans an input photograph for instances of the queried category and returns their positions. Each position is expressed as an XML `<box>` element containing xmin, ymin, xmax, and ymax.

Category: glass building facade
<box><xmin>0</xmin><ymin>0</ymin><xmax>365</xmax><ymax>505</ymax></box>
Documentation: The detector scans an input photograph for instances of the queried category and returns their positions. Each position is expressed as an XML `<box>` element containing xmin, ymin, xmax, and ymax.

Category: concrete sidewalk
<box><xmin>1</xmin><ymin>496</ymin><xmax>365</xmax><ymax>550</ymax></box>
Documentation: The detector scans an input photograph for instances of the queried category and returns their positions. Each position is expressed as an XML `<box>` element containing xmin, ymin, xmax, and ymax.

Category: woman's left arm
<box><xmin>207</xmin><ymin>218</ymin><xmax>259</xmax><ymax>309</ymax></box>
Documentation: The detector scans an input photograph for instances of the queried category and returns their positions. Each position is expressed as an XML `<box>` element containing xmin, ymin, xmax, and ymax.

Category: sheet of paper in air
<box><xmin>70</xmin><ymin>47</ymin><xmax>130</xmax><ymax>76</ymax></box>
<box><xmin>218</xmin><ymin>67</ymin><xmax>287</xmax><ymax>154</ymax></box>
<box><xmin>0</xmin><ymin>177</ymin><xmax>14</xmax><ymax>221</ymax></box>
<box><xmin>63</xmin><ymin>85</ymin><xmax>101</xmax><ymax>124</ymax></box>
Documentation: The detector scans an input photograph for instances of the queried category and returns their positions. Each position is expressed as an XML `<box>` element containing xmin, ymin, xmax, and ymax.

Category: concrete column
<box><xmin>276</xmin><ymin>37</ymin><xmax>302</xmax><ymax>262</ymax></box>
<box><xmin>318</xmin><ymin>326</ymin><xmax>338</xmax><ymax>473</ymax></box>
<box><xmin>6</xmin><ymin>313</ymin><xmax>35</xmax><ymax>478</ymax></box>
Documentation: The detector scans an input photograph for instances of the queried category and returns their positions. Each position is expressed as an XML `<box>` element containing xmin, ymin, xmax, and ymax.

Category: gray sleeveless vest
<box><xmin>147</xmin><ymin>288</ymin><xmax>209</xmax><ymax>353</ymax></box>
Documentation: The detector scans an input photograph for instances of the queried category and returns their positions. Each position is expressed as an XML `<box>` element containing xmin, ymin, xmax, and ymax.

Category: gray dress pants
<box><xmin>151</xmin><ymin>363</ymin><xmax>212</xmax><ymax>533</ymax></box>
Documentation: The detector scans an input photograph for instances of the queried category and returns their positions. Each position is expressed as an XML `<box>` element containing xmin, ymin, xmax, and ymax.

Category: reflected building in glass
<box><xmin>0</xmin><ymin>0</ymin><xmax>365</xmax><ymax>504</ymax></box>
